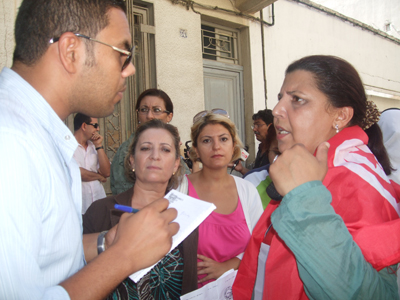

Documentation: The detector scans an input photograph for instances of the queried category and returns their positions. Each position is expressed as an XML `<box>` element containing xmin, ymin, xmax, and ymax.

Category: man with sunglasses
<box><xmin>73</xmin><ymin>113</ymin><xmax>110</xmax><ymax>214</ymax></box>
<box><xmin>0</xmin><ymin>0</ymin><xmax>178</xmax><ymax>299</ymax></box>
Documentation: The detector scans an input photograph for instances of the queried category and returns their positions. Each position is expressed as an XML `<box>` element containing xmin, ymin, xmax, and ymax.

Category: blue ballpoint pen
<box><xmin>114</xmin><ymin>204</ymin><xmax>139</xmax><ymax>213</ymax></box>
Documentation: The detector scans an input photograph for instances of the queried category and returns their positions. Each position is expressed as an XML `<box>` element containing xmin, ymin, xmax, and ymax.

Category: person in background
<box><xmin>233</xmin><ymin>55</ymin><xmax>400</xmax><ymax>300</ymax></box>
<box><xmin>233</xmin><ymin>109</ymin><xmax>274</xmax><ymax>176</ymax></box>
<box><xmin>252</xmin><ymin>109</ymin><xmax>274</xmax><ymax>167</ymax></box>
<box><xmin>378</xmin><ymin>108</ymin><xmax>400</xmax><ymax>298</ymax></box>
<box><xmin>84</xmin><ymin>119</ymin><xmax>198</xmax><ymax>299</ymax></box>
<box><xmin>187</xmin><ymin>111</ymin><xmax>263</xmax><ymax>288</ymax></box>
<box><xmin>378</xmin><ymin>108</ymin><xmax>400</xmax><ymax>199</ymax></box>
<box><xmin>110</xmin><ymin>88</ymin><xmax>191</xmax><ymax>195</ymax></box>
<box><xmin>73</xmin><ymin>113</ymin><xmax>110</xmax><ymax>214</ymax></box>
<box><xmin>243</xmin><ymin>125</ymin><xmax>280</xmax><ymax>209</ymax></box>
<box><xmin>0</xmin><ymin>1</ymin><xmax>178</xmax><ymax>299</ymax></box>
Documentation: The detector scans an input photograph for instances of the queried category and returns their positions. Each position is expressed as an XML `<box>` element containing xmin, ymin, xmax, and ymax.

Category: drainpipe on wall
<box><xmin>259</xmin><ymin>4</ymin><xmax>275</xmax><ymax>108</ymax></box>
<box><xmin>260</xmin><ymin>9</ymin><xmax>268</xmax><ymax>108</ymax></box>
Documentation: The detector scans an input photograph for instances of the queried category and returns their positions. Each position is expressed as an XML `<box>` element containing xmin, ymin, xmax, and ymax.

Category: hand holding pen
<box><xmin>114</xmin><ymin>204</ymin><xmax>139</xmax><ymax>213</ymax></box>
<box><xmin>108</xmin><ymin>198</ymin><xmax>179</xmax><ymax>272</ymax></box>
<box><xmin>230</xmin><ymin>159</ymin><xmax>240</xmax><ymax>174</ymax></box>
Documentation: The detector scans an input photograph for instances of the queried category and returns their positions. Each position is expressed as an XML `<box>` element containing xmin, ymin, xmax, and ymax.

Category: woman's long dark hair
<box><xmin>286</xmin><ymin>55</ymin><xmax>392</xmax><ymax>175</ymax></box>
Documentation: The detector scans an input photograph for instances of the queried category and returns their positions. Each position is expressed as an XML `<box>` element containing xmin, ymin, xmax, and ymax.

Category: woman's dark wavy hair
<box><xmin>286</xmin><ymin>55</ymin><xmax>392</xmax><ymax>175</ymax></box>
<box><xmin>135</xmin><ymin>89</ymin><xmax>174</xmax><ymax>115</ymax></box>
<box><xmin>124</xmin><ymin>119</ymin><xmax>183</xmax><ymax>191</ymax></box>
<box><xmin>13</xmin><ymin>0</ymin><xmax>126</xmax><ymax>66</ymax></box>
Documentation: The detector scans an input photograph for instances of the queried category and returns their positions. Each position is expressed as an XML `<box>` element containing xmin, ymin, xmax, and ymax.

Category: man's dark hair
<box><xmin>74</xmin><ymin>113</ymin><xmax>92</xmax><ymax>131</ymax></box>
<box><xmin>13</xmin><ymin>0</ymin><xmax>127</xmax><ymax>66</ymax></box>
<box><xmin>252</xmin><ymin>109</ymin><xmax>273</xmax><ymax>125</ymax></box>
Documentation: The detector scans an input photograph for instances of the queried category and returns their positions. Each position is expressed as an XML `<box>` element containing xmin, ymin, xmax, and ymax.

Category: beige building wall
<box><xmin>0</xmin><ymin>0</ymin><xmax>21</xmax><ymax>69</ymax></box>
<box><xmin>248</xmin><ymin>19</ymin><xmax>267</xmax><ymax>113</ymax></box>
<box><xmin>151</xmin><ymin>0</ymin><xmax>204</xmax><ymax>142</ymax></box>
<box><xmin>314</xmin><ymin>0</ymin><xmax>400</xmax><ymax>39</ymax></box>
<box><xmin>261</xmin><ymin>0</ymin><xmax>400</xmax><ymax>111</ymax></box>
<box><xmin>148</xmin><ymin>0</ymin><xmax>259</xmax><ymax>142</ymax></box>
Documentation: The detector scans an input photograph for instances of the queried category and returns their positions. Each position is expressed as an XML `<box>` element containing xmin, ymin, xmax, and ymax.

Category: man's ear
<box><xmin>57</xmin><ymin>32</ymin><xmax>85</xmax><ymax>74</ymax></box>
<box><xmin>334</xmin><ymin>107</ymin><xmax>354</xmax><ymax>130</ymax></box>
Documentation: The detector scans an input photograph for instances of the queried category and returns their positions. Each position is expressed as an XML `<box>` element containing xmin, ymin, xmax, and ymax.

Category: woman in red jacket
<box><xmin>233</xmin><ymin>55</ymin><xmax>400</xmax><ymax>300</ymax></box>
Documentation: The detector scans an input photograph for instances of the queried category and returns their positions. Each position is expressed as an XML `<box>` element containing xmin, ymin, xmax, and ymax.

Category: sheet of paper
<box><xmin>129</xmin><ymin>189</ymin><xmax>216</xmax><ymax>283</ymax></box>
<box><xmin>180</xmin><ymin>269</ymin><xmax>237</xmax><ymax>300</ymax></box>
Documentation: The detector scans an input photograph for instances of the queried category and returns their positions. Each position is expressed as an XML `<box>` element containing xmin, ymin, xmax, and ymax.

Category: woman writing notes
<box><xmin>83</xmin><ymin>119</ymin><xmax>197</xmax><ymax>299</ymax></box>
<box><xmin>187</xmin><ymin>111</ymin><xmax>263</xmax><ymax>287</ymax></box>
<box><xmin>233</xmin><ymin>56</ymin><xmax>400</xmax><ymax>299</ymax></box>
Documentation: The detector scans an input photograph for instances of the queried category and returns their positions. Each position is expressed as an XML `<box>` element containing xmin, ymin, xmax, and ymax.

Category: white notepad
<box><xmin>180</xmin><ymin>269</ymin><xmax>238</xmax><ymax>300</ymax></box>
<box><xmin>129</xmin><ymin>189</ymin><xmax>216</xmax><ymax>283</ymax></box>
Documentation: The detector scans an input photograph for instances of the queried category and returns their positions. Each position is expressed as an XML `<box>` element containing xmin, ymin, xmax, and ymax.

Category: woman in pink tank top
<box><xmin>186</xmin><ymin>111</ymin><xmax>263</xmax><ymax>288</ymax></box>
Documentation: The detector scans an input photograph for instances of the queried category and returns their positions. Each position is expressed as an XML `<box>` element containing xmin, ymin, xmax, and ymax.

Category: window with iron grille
<box><xmin>202</xmin><ymin>24</ymin><xmax>239</xmax><ymax>65</ymax></box>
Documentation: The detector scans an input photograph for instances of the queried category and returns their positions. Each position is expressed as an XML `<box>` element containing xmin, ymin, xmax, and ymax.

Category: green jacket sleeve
<box><xmin>271</xmin><ymin>181</ymin><xmax>398</xmax><ymax>300</ymax></box>
<box><xmin>110</xmin><ymin>134</ymin><xmax>135</xmax><ymax>195</ymax></box>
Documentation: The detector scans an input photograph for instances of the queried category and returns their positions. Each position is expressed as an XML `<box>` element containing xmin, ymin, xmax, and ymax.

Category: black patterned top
<box><xmin>82</xmin><ymin>188</ymin><xmax>198</xmax><ymax>299</ymax></box>
<box><xmin>107</xmin><ymin>247</ymin><xmax>184</xmax><ymax>300</ymax></box>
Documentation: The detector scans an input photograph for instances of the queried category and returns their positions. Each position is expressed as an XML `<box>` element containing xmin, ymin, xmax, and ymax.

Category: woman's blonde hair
<box><xmin>189</xmin><ymin>112</ymin><xmax>243</xmax><ymax>162</ymax></box>
<box><xmin>124</xmin><ymin>119</ymin><xmax>184</xmax><ymax>191</ymax></box>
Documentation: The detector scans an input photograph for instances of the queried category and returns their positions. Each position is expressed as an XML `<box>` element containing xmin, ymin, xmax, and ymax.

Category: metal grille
<box><xmin>202</xmin><ymin>25</ymin><xmax>238</xmax><ymax>64</ymax></box>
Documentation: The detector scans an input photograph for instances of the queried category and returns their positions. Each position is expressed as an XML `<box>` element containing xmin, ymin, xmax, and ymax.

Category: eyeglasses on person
<box><xmin>85</xmin><ymin>122</ymin><xmax>99</xmax><ymax>129</ymax></box>
<box><xmin>136</xmin><ymin>107</ymin><xmax>171</xmax><ymax>116</ymax></box>
<box><xmin>49</xmin><ymin>33</ymin><xmax>135</xmax><ymax>71</ymax></box>
<box><xmin>251</xmin><ymin>123</ymin><xmax>266</xmax><ymax>130</ymax></box>
<box><xmin>192</xmin><ymin>108</ymin><xmax>229</xmax><ymax>123</ymax></box>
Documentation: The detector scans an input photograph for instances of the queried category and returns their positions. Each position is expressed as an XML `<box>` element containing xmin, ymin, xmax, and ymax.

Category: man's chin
<box><xmin>103</xmin><ymin>105</ymin><xmax>117</xmax><ymax>117</ymax></box>
<box><xmin>89</xmin><ymin>105</ymin><xmax>116</xmax><ymax>118</ymax></box>
<box><xmin>103</xmin><ymin>97</ymin><xmax>122</xmax><ymax>117</ymax></box>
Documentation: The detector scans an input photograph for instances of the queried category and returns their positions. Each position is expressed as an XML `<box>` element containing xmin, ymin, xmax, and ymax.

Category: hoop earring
<box><xmin>335</xmin><ymin>124</ymin><xmax>339</xmax><ymax>134</ymax></box>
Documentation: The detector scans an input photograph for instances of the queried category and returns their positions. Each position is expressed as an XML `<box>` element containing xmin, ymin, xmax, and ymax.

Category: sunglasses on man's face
<box><xmin>86</xmin><ymin>122</ymin><xmax>99</xmax><ymax>129</ymax></box>
<box><xmin>50</xmin><ymin>33</ymin><xmax>134</xmax><ymax>71</ymax></box>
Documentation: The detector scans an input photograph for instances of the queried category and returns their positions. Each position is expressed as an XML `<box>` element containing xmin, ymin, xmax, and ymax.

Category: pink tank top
<box><xmin>187</xmin><ymin>177</ymin><xmax>251</xmax><ymax>288</ymax></box>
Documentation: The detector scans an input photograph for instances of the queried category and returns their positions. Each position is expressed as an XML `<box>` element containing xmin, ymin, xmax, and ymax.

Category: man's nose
<box><xmin>123</xmin><ymin>63</ymin><xmax>136</xmax><ymax>78</ymax></box>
